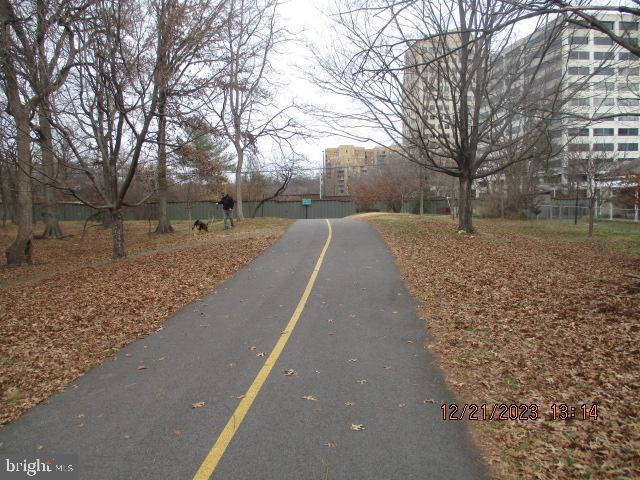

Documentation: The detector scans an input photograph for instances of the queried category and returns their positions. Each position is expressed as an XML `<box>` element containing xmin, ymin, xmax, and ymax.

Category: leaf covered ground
<box><xmin>0</xmin><ymin>218</ymin><xmax>291</xmax><ymax>425</ymax></box>
<box><xmin>365</xmin><ymin>214</ymin><xmax>639</xmax><ymax>480</ymax></box>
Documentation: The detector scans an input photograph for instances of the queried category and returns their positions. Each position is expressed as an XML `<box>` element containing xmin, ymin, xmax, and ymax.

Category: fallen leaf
<box><xmin>283</xmin><ymin>369</ymin><xmax>297</xmax><ymax>376</ymax></box>
<box><xmin>423</xmin><ymin>399</ymin><xmax>436</xmax><ymax>404</ymax></box>
<box><xmin>137</xmin><ymin>363</ymin><xmax>147</xmax><ymax>370</ymax></box>
<box><xmin>350</xmin><ymin>424</ymin><xmax>365</xmax><ymax>431</ymax></box>
<box><xmin>356</xmin><ymin>379</ymin><xmax>368</xmax><ymax>384</ymax></box>
<box><xmin>302</xmin><ymin>395</ymin><xmax>317</xmax><ymax>401</ymax></box>
<box><xmin>249</xmin><ymin>346</ymin><xmax>257</xmax><ymax>351</ymax></box>
<box><xmin>256</xmin><ymin>352</ymin><xmax>265</xmax><ymax>357</ymax></box>
<box><xmin>323</xmin><ymin>441</ymin><xmax>336</xmax><ymax>448</ymax></box>
<box><xmin>192</xmin><ymin>401</ymin><xmax>205</xmax><ymax>409</ymax></box>
<box><xmin>348</xmin><ymin>358</ymin><xmax>357</xmax><ymax>363</ymax></box>
<box><xmin>345</xmin><ymin>401</ymin><xmax>354</xmax><ymax>407</ymax></box>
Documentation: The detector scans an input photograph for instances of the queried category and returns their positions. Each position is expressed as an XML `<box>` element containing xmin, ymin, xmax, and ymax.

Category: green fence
<box><xmin>28</xmin><ymin>200</ymin><xmax>357</xmax><ymax>222</ymax></box>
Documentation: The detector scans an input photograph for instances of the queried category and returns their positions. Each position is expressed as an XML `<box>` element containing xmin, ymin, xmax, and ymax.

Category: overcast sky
<box><xmin>273</xmin><ymin>0</ymin><xmax>542</xmax><ymax>173</ymax></box>
<box><xmin>275</xmin><ymin>0</ymin><xmax>384</xmax><ymax>172</ymax></box>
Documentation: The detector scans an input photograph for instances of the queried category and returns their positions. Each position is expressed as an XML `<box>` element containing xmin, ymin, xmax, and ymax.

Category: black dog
<box><xmin>192</xmin><ymin>219</ymin><xmax>209</xmax><ymax>232</ymax></box>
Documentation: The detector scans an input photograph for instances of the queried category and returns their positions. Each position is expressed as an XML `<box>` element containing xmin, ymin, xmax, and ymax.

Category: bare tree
<box><xmin>504</xmin><ymin>1</ymin><xmax>640</xmax><ymax>58</ymax></box>
<box><xmin>52</xmin><ymin>0</ymin><xmax>159</xmax><ymax>259</ymax></box>
<box><xmin>0</xmin><ymin>106</ymin><xmax>16</xmax><ymax>226</ymax></box>
<box><xmin>248</xmin><ymin>154</ymin><xmax>303</xmax><ymax>217</ymax></box>
<box><xmin>566</xmin><ymin>148</ymin><xmax>616</xmax><ymax>235</ymax></box>
<box><xmin>313</xmin><ymin>1</ymin><xmax>584</xmax><ymax>232</ymax></box>
<box><xmin>151</xmin><ymin>0</ymin><xmax>227</xmax><ymax>233</ymax></box>
<box><xmin>0</xmin><ymin>0</ymin><xmax>87</xmax><ymax>262</ymax></box>
<box><xmin>208</xmin><ymin>0</ymin><xmax>303</xmax><ymax>221</ymax></box>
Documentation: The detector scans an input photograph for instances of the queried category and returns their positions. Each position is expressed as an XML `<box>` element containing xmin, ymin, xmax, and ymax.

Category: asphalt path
<box><xmin>0</xmin><ymin>218</ymin><xmax>487</xmax><ymax>479</ymax></box>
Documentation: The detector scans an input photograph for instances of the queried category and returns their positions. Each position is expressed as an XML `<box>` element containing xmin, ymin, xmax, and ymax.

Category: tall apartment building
<box><xmin>403</xmin><ymin>14</ymin><xmax>640</xmax><ymax>193</ymax></box>
<box><xmin>323</xmin><ymin>145</ymin><xmax>402</xmax><ymax>196</ymax></box>
<box><xmin>403</xmin><ymin>34</ymin><xmax>462</xmax><ymax>156</ymax></box>
<box><xmin>506</xmin><ymin>14</ymin><xmax>640</xmax><ymax>188</ymax></box>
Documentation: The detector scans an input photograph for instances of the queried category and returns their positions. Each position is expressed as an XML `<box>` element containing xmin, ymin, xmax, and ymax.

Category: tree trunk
<box><xmin>155</xmin><ymin>95</ymin><xmax>173</xmax><ymax>234</ymax></box>
<box><xmin>5</xmin><ymin>114</ymin><xmax>34</xmax><ymax>265</ymax></box>
<box><xmin>457</xmin><ymin>176</ymin><xmax>474</xmax><ymax>233</ymax></box>
<box><xmin>235</xmin><ymin>148</ymin><xmax>245</xmax><ymax>220</ymax></box>
<box><xmin>110</xmin><ymin>209</ymin><xmax>126</xmax><ymax>259</ymax></box>
<box><xmin>0</xmin><ymin>162</ymin><xmax>15</xmax><ymax>226</ymax></box>
<box><xmin>38</xmin><ymin>107</ymin><xmax>63</xmax><ymax>239</ymax></box>
<box><xmin>588</xmin><ymin>196</ymin><xmax>595</xmax><ymax>237</ymax></box>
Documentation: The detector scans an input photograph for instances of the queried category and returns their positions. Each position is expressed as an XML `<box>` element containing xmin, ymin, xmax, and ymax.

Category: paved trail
<box><xmin>0</xmin><ymin>219</ymin><xmax>487</xmax><ymax>479</ymax></box>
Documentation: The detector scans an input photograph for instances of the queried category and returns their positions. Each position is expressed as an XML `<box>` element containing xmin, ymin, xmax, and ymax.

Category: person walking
<box><xmin>218</xmin><ymin>193</ymin><xmax>235</xmax><ymax>229</ymax></box>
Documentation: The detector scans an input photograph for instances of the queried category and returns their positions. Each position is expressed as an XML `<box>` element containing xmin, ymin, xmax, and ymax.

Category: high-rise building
<box><xmin>503</xmin><ymin>14</ymin><xmax>640</xmax><ymax>189</ymax></box>
<box><xmin>403</xmin><ymin>14</ymin><xmax>640</xmax><ymax>193</ymax></box>
<box><xmin>323</xmin><ymin>145</ymin><xmax>402</xmax><ymax>196</ymax></box>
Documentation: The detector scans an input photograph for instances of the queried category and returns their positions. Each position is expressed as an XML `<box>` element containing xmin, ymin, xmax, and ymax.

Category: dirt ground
<box><xmin>365</xmin><ymin>214</ymin><xmax>639</xmax><ymax>480</ymax></box>
<box><xmin>0</xmin><ymin>218</ymin><xmax>292</xmax><ymax>425</ymax></box>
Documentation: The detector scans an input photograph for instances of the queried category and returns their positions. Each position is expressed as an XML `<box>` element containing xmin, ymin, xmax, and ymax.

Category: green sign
<box><xmin>301</xmin><ymin>199</ymin><xmax>312</xmax><ymax>206</ymax></box>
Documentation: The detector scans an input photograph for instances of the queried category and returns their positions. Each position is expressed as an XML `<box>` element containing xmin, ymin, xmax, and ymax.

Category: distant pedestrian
<box><xmin>218</xmin><ymin>193</ymin><xmax>235</xmax><ymax>229</ymax></box>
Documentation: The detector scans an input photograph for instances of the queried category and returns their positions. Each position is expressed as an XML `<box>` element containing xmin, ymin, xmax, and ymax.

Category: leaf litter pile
<box><xmin>367</xmin><ymin>215</ymin><xmax>639</xmax><ymax>479</ymax></box>
<box><xmin>0</xmin><ymin>218</ymin><xmax>291</xmax><ymax>425</ymax></box>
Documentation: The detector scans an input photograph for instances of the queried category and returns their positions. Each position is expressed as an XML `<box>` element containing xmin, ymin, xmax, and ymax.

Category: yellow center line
<box><xmin>193</xmin><ymin>219</ymin><xmax>333</xmax><ymax>480</ymax></box>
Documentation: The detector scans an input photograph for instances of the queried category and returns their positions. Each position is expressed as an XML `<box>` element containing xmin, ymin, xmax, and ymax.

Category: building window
<box><xmin>593</xmin><ymin>143</ymin><xmax>615</xmax><ymax>151</ymax></box>
<box><xmin>594</xmin><ymin>51</ymin><xmax>615</xmax><ymax>60</ymax></box>
<box><xmin>600</xmin><ymin>21</ymin><xmax>615</xmax><ymax>30</ymax></box>
<box><xmin>618</xmin><ymin>83</ymin><xmax>639</xmax><ymax>92</ymax></box>
<box><xmin>593</xmin><ymin>128</ymin><xmax>614</xmax><ymax>136</ymax></box>
<box><xmin>619</xmin><ymin>98</ymin><xmax>640</xmax><ymax>106</ymax></box>
<box><xmin>594</xmin><ymin>36</ymin><xmax>614</xmax><ymax>45</ymax></box>
<box><xmin>568</xmin><ymin>128</ymin><xmax>589</xmax><ymax>136</ymax></box>
<box><xmin>619</xmin><ymin>143</ymin><xmax>639</xmax><ymax>151</ymax></box>
<box><xmin>570</xmin><ymin>35</ymin><xmax>589</xmax><ymax>45</ymax></box>
<box><xmin>569</xmin><ymin>98</ymin><xmax>591</xmax><ymax>106</ymax></box>
<box><xmin>594</xmin><ymin>97</ymin><xmax>616</xmax><ymax>107</ymax></box>
<box><xmin>620</xmin><ymin>21</ymin><xmax>639</xmax><ymax>30</ymax></box>
<box><xmin>568</xmin><ymin>143</ymin><xmax>589</xmax><ymax>152</ymax></box>
<box><xmin>593</xmin><ymin>81</ymin><xmax>615</xmax><ymax>91</ymax></box>
<box><xmin>568</xmin><ymin>51</ymin><xmax>590</xmax><ymax>60</ymax></box>
<box><xmin>593</xmin><ymin>67</ymin><xmax>615</xmax><ymax>76</ymax></box>
<box><xmin>619</xmin><ymin>67</ymin><xmax>640</xmax><ymax>76</ymax></box>
<box><xmin>618</xmin><ymin>128</ymin><xmax>638</xmax><ymax>136</ymax></box>
<box><xmin>619</xmin><ymin>52</ymin><xmax>636</xmax><ymax>60</ymax></box>
<box><xmin>568</xmin><ymin>66</ymin><xmax>590</xmax><ymax>75</ymax></box>
<box><xmin>618</xmin><ymin>115</ymin><xmax>639</xmax><ymax>121</ymax></box>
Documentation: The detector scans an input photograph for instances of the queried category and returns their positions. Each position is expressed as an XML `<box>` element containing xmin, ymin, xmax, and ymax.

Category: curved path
<box><xmin>0</xmin><ymin>219</ymin><xmax>487</xmax><ymax>479</ymax></box>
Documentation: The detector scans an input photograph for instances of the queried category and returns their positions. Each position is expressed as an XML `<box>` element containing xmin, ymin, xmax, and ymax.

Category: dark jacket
<box><xmin>218</xmin><ymin>195</ymin><xmax>235</xmax><ymax>211</ymax></box>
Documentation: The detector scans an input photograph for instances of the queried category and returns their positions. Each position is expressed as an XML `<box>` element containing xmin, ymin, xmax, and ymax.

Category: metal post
<box><xmin>609</xmin><ymin>190</ymin><xmax>613</xmax><ymax>220</ymax></box>
<box><xmin>574</xmin><ymin>179</ymin><xmax>579</xmax><ymax>225</ymax></box>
